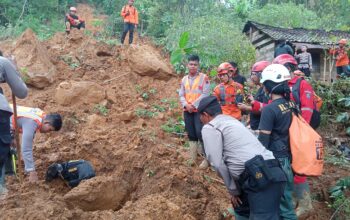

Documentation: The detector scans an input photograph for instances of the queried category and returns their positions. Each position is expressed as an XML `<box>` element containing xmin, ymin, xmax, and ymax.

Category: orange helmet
<box><xmin>251</xmin><ymin>61</ymin><xmax>271</xmax><ymax>73</ymax></box>
<box><xmin>217</xmin><ymin>62</ymin><xmax>233</xmax><ymax>75</ymax></box>
<box><xmin>70</xmin><ymin>7</ymin><xmax>77</xmax><ymax>12</ymax></box>
<box><xmin>339</xmin><ymin>39</ymin><xmax>347</xmax><ymax>45</ymax></box>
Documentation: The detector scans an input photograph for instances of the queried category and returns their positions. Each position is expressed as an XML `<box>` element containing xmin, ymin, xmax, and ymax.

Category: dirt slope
<box><xmin>0</xmin><ymin>4</ymin><xmax>346</xmax><ymax>220</ymax></box>
<box><xmin>0</xmin><ymin>4</ymin><xmax>231</xmax><ymax>220</ymax></box>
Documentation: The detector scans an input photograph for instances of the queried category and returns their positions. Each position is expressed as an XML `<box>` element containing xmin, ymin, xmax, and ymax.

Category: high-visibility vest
<box><xmin>183</xmin><ymin>73</ymin><xmax>206</xmax><ymax>105</ymax></box>
<box><xmin>10</xmin><ymin>105</ymin><xmax>45</xmax><ymax>131</ymax></box>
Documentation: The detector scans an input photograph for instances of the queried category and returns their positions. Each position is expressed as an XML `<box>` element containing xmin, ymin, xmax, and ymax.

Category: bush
<box><xmin>165</xmin><ymin>15</ymin><xmax>255</xmax><ymax>74</ymax></box>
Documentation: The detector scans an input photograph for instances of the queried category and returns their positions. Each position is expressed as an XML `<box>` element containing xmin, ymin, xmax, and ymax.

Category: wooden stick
<box><xmin>103</xmin><ymin>72</ymin><xmax>129</xmax><ymax>84</ymax></box>
<box><xmin>12</xmin><ymin>94</ymin><xmax>23</xmax><ymax>183</ymax></box>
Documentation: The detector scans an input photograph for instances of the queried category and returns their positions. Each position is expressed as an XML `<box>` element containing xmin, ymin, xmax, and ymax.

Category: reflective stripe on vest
<box><xmin>184</xmin><ymin>73</ymin><xmax>205</xmax><ymax>104</ymax></box>
<box><xmin>10</xmin><ymin>105</ymin><xmax>45</xmax><ymax>130</ymax></box>
<box><xmin>219</xmin><ymin>84</ymin><xmax>226</xmax><ymax>105</ymax></box>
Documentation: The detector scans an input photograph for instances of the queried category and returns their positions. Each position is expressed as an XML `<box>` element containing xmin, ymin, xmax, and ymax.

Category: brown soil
<box><xmin>0</xmin><ymin>4</ymin><xmax>348</xmax><ymax>220</ymax></box>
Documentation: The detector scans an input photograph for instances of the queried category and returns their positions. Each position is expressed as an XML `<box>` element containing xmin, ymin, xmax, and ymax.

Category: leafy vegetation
<box><xmin>328</xmin><ymin>177</ymin><xmax>350</xmax><ymax>219</ymax></box>
<box><xmin>161</xmin><ymin>118</ymin><xmax>185</xmax><ymax>136</ymax></box>
<box><xmin>93</xmin><ymin>104</ymin><xmax>108</xmax><ymax>116</ymax></box>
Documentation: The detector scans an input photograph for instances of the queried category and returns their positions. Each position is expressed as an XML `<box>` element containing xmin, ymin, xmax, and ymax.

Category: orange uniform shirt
<box><xmin>330</xmin><ymin>47</ymin><xmax>349</xmax><ymax>67</ymax></box>
<box><xmin>121</xmin><ymin>5</ymin><xmax>139</xmax><ymax>25</ymax></box>
<box><xmin>214</xmin><ymin>81</ymin><xmax>243</xmax><ymax>120</ymax></box>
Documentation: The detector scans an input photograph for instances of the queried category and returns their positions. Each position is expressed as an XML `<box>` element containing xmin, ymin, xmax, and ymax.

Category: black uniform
<box><xmin>250</xmin><ymin>87</ymin><xmax>269</xmax><ymax>130</ymax></box>
<box><xmin>232</xmin><ymin>74</ymin><xmax>247</xmax><ymax>87</ymax></box>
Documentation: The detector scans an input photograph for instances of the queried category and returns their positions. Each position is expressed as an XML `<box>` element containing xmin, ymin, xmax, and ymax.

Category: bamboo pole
<box><xmin>12</xmin><ymin>94</ymin><xmax>23</xmax><ymax>183</ymax></box>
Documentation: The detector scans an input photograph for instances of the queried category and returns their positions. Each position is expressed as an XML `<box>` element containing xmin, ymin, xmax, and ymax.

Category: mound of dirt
<box><xmin>64</xmin><ymin>176</ymin><xmax>131</xmax><ymax>211</ymax></box>
<box><xmin>125</xmin><ymin>45</ymin><xmax>175</xmax><ymax>80</ymax></box>
<box><xmin>115</xmin><ymin>195</ymin><xmax>196</xmax><ymax>220</ymax></box>
<box><xmin>55</xmin><ymin>81</ymin><xmax>106</xmax><ymax>106</ymax></box>
<box><xmin>12</xmin><ymin>29</ymin><xmax>56</xmax><ymax>89</ymax></box>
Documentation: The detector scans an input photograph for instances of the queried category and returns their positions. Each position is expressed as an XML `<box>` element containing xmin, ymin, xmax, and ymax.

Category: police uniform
<box><xmin>199</xmin><ymin>96</ymin><xmax>287</xmax><ymax>220</ymax></box>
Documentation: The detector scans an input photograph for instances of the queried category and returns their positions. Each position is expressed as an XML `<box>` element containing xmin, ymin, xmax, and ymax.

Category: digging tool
<box><xmin>12</xmin><ymin>93</ymin><xmax>23</xmax><ymax>183</ymax></box>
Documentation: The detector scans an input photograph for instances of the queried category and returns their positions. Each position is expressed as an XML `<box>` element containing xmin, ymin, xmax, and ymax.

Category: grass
<box><xmin>19</xmin><ymin>67</ymin><xmax>30</xmax><ymax>83</ymax></box>
<box><xmin>135</xmin><ymin>108</ymin><xmax>158</xmax><ymax>118</ymax></box>
<box><xmin>93</xmin><ymin>105</ymin><xmax>108</xmax><ymax>116</ymax></box>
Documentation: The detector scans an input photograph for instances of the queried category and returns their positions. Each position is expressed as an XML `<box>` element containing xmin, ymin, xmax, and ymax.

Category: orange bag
<box><xmin>289</xmin><ymin>113</ymin><xmax>324</xmax><ymax>176</ymax></box>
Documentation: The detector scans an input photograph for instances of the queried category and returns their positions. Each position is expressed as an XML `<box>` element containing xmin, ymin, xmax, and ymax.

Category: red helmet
<box><xmin>272</xmin><ymin>54</ymin><xmax>297</xmax><ymax>66</ymax></box>
<box><xmin>217</xmin><ymin>62</ymin><xmax>233</xmax><ymax>75</ymax></box>
<box><xmin>70</xmin><ymin>7</ymin><xmax>77</xmax><ymax>12</ymax></box>
<box><xmin>251</xmin><ymin>61</ymin><xmax>271</xmax><ymax>72</ymax></box>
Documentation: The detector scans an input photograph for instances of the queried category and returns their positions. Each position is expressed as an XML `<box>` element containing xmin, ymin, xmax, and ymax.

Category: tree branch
<box><xmin>16</xmin><ymin>0</ymin><xmax>28</xmax><ymax>27</ymax></box>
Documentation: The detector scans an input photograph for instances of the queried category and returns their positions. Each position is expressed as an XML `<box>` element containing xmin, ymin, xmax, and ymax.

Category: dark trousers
<box><xmin>299</xmin><ymin>67</ymin><xmax>311</xmax><ymax>77</ymax></box>
<box><xmin>69</xmin><ymin>21</ymin><xmax>86</xmax><ymax>30</ymax></box>
<box><xmin>235</xmin><ymin>161</ymin><xmax>287</xmax><ymax>220</ymax></box>
<box><xmin>0</xmin><ymin>110</ymin><xmax>12</xmax><ymax>186</ymax></box>
<box><xmin>336</xmin><ymin>65</ymin><xmax>350</xmax><ymax>76</ymax></box>
<box><xmin>184</xmin><ymin>111</ymin><xmax>203</xmax><ymax>142</ymax></box>
<box><xmin>121</xmin><ymin>22</ymin><xmax>135</xmax><ymax>44</ymax></box>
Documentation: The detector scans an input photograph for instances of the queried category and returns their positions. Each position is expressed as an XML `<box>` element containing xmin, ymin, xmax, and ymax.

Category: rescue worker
<box><xmin>65</xmin><ymin>7</ymin><xmax>85</xmax><ymax>34</ymax></box>
<box><xmin>229</xmin><ymin>62</ymin><xmax>246</xmax><ymax>86</ymax></box>
<box><xmin>0</xmin><ymin>55</ymin><xmax>28</xmax><ymax>199</ymax></box>
<box><xmin>295</xmin><ymin>45</ymin><xmax>313</xmax><ymax>77</ymax></box>
<box><xmin>274</xmin><ymin>38</ymin><xmax>294</xmax><ymax>57</ymax></box>
<box><xmin>273</xmin><ymin>54</ymin><xmax>316</xmax><ymax>217</ymax></box>
<box><xmin>179</xmin><ymin>55</ymin><xmax>210</xmax><ymax>169</ymax></box>
<box><xmin>330</xmin><ymin>39</ymin><xmax>349</xmax><ymax>77</ymax></box>
<box><xmin>10</xmin><ymin>105</ymin><xmax>62</xmax><ymax>182</ymax></box>
<box><xmin>237</xmin><ymin>61</ymin><xmax>270</xmax><ymax>131</ymax></box>
<box><xmin>258</xmin><ymin>64</ymin><xmax>297</xmax><ymax>220</ymax></box>
<box><xmin>120</xmin><ymin>0</ymin><xmax>139</xmax><ymax>45</ymax></box>
<box><xmin>213</xmin><ymin>62</ymin><xmax>243</xmax><ymax>120</ymax></box>
<box><xmin>198</xmin><ymin>96</ymin><xmax>287</xmax><ymax>220</ymax></box>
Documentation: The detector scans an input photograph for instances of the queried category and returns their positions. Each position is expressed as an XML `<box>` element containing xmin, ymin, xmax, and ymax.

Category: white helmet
<box><xmin>70</xmin><ymin>7</ymin><xmax>77</xmax><ymax>12</ymax></box>
<box><xmin>260</xmin><ymin>64</ymin><xmax>291</xmax><ymax>84</ymax></box>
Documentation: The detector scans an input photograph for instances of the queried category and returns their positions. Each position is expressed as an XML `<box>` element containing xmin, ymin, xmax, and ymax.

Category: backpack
<box><xmin>46</xmin><ymin>160</ymin><xmax>95</xmax><ymax>188</ymax></box>
<box><xmin>291</xmin><ymin>78</ymin><xmax>321</xmax><ymax>129</ymax></box>
<box><xmin>289</xmin><ymin>112</ymin><xmax>324</xmax><ymax>176</ymax></box>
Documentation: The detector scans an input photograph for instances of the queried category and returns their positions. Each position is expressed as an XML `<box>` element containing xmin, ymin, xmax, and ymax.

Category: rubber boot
<box><xmin>189</xmin><ymin>141</ymin><xmax>198</xmax><ymax>162</ymax></box>
<box><xmin>199</xmin><ymin>159</ymin><xmax>209</xmax><ymax>169</ymax></box>
<box><xmin>294</xmin><ymin>182</ymin><xmax>313</xmax><ymax>217</ymax></box>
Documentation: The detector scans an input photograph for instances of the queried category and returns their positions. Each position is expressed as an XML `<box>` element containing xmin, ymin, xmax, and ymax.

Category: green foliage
<box><xmin>135</xmin><ymin>108</ymin><xmax>158</xmax><ymax>118</ymax></box>
<box><xmin>248</xmin><ymin>3</ymin><xmax>321</xmax><ymax>29</ymax></box>
<box><xmin>328</xmin><ymin>177</ymin><xmax>350</xmax><ymax>218</ymax></box>
<box><xmin>93</xmin><ymin>104</ymin><xmax>108</xmax><ymax>116</ymax></box>
<box><xmin>161</xmin><ymin>118</ymin><xmax>185</xmax><ymax>136</ymax></box>
<box><xmin>166</xmin><ymin>15</ymin><xmax>255</xmax><ymax>73</ymax></box>
<box><xmin>19</xmin><ymin>67</ymin><xmax>30</xmax><ymax>83</ymax></box>
<box><xmin>170</xmin><ymin>31</ymin><xmax>196</xmax><ymax>73</ymax></box>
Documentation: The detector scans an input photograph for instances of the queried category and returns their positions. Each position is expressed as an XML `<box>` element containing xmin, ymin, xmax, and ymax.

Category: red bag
<box><xmin>289</xmin><ymin>113</ymin><xmax>324</xmax><ymax>176</ymax></box>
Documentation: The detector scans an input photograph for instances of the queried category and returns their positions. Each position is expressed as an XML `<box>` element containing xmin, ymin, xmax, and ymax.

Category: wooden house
<box><xmin>243</xmin><ymin>21</ymin><xmax>350</xmax><ymax>81</ymax></box>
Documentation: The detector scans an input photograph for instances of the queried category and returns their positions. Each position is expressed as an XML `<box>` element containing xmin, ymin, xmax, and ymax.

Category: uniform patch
<box><xmin>306</xmin><ymin>93</ymin><xmax>311</xmax><ymax>99</ymax></box>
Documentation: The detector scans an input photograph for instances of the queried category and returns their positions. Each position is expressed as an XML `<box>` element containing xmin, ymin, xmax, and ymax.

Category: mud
<box><xmin>0</xmin><ymin>3</ymin><xmax>347</xmax><ymax>220</ymax></box>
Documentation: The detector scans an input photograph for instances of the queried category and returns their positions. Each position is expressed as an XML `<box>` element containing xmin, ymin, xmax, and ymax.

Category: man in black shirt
<box><xmin>258</xmin><ymin>64</ymin><xmax>297</xmax><ymax>220</ymax></box>
<box><xmin>229</xmin><ymin>62</ymin><xmax>247</xmax><ymax>86</ymax></box>
<box><xmin>274</xmin><ymin>38</ymin><xmax>294</xmax><ymax>58</ymax></box>
<box><xmin>238</xmin><ymin>61</ymin><xmax>271</xmax><ymax>131</ymax></box>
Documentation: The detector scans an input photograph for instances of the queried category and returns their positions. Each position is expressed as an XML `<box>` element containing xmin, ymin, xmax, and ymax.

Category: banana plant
<box><xmin>170</xmin><ymin>31</ymin><xmax>196</xmax><ymax>73</ymax></box>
